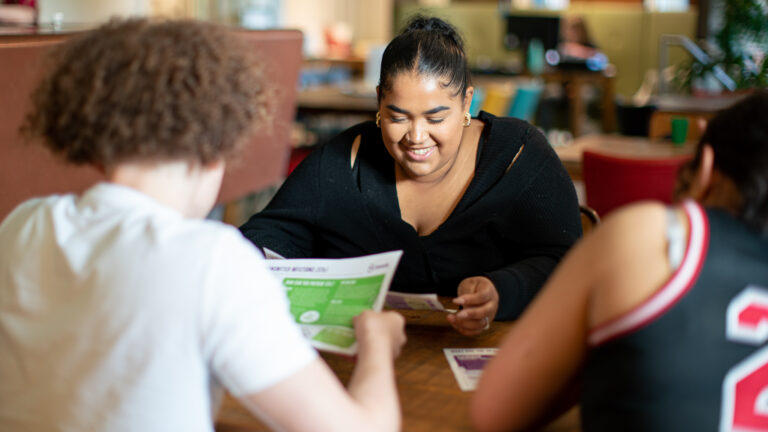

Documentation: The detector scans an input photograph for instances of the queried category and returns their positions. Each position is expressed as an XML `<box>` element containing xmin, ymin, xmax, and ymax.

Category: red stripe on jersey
<box><xmin>588</xmin><ymin>200</ymin><xmax>710</xmax><ymax>347</ymax></box>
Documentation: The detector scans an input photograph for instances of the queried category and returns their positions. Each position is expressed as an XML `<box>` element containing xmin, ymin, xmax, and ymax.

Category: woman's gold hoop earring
<box><xmin>376</xmin><ymin>112</ymin><xmax>381</xmax><ymax>128</ymax></box>
<box><xmin>464</xmin><ymin>112</ymin><xmax>471</xmax><ymax>127</ymax></box>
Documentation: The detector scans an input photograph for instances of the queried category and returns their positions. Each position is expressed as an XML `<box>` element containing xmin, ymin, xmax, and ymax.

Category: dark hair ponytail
<box><xmin>378</xmin><ymin>15</ymin><xmax>470</xmax><ymax>101</ymax></box>
<box><xmin>693</xmin><ymin>90</ymin><xmax>768</xmax><ymax>233</ymax></box>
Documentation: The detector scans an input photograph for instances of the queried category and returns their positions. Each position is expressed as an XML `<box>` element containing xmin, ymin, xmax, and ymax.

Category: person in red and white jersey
<box><xmin>471</xmin><ymin>90</ymin><xmax>768</xmax><ymax>432</ymax></box>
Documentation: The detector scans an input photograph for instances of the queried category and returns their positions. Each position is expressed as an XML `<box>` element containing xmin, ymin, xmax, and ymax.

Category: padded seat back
<box><xmin>583</xmin><ymin>149</ymin><xmax>693</xmax><ymax>216</ymax></box>
<box><xmin>0</xmin><ymin>29</ymin><xmax>303</xmax><ymax>221</ymax></box>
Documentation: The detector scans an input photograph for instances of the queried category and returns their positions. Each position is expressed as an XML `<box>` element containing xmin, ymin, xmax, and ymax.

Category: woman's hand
<box><xmin>447</xmin><ymin>276</ymin><xmax>500</xmax><ymax>336</ymax></box>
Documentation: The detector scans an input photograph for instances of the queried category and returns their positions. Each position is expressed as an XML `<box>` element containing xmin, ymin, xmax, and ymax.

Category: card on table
<box><xmin>444</xmin><ymin>348</ymin><xmax>498</xmax><ymax>391</ymax></box>
<box><xmin>385</xmin><ymin>291</ymin><xmax>458</xmax><ymax>313</ymax></box>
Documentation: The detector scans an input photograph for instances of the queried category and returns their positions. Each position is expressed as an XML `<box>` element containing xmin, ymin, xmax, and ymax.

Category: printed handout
<box><xmin>266</xmin><ymin>251</ymin><xmax>403</xmax><ymax>355</ymax></box>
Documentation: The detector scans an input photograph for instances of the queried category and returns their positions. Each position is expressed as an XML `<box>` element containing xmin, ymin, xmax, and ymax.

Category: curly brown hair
<box><xmin>24</xmin><ymin>18</ymin><xmax>270</xmax><ymax>166</ymax></box>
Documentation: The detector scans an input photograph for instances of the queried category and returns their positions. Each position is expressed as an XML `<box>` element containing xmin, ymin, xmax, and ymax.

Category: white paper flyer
<box><xmin>444</xmin><ymin>348</ymin><xmax>498</xmax><ymax>391</ymax></box>
<box><xmin>267</xmin><ymin>250</ymin><xmax>403</xmax><ymax>355</ymax></box>
<box><xmin>385</xmin><ymin>291</ymin><xmax>458</xmax><ymax>313</ymax></box>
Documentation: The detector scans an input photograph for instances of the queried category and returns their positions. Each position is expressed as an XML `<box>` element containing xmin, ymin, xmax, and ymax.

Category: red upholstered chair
<box><xmin>0</xmin><ymin>29</ymin><xmax>302</xmax><ymax>223</ymax></box>
<box><xmin>0</xmin><ymin>37</ymin><xmax>99</xmax><ymax>222</ymax></box>
<box><xmin>217</xmin><ymin>29</ymin><xmax>302</xmax><ymax>208</ymax></box>
<box><xmin>582</xmin><ymin>150</ymin><xmax>693</xmax><ymax>217</ymax></box>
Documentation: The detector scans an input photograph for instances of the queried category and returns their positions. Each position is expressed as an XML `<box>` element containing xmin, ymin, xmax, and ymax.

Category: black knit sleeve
<box><xmin>484</xmin><ymin>125</ymin><xmax>582</xmax><ymax>320</ymax></box>
<box><xmin>238</xmin><ymin>143</ymin><xmax>325</xmax><ymax>258</ymax></box>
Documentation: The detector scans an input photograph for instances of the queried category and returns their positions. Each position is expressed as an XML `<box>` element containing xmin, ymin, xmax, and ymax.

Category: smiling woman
<box><xmin>378</xmin><ymin>71</ymin><xmax>480</xmax><ymax>236</ymax></box>
<box><xmin>379</xmin><ymin>71</ymin><xmax>473</xmax><ymax>182</ymax></box>
<box><xmin>240</xmin><ymin>15</ymin><xmax>583</xmax><ymax>333</ymax></box>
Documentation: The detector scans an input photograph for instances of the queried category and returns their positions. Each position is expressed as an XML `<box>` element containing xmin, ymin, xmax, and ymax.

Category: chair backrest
<box><xmin>0</xmin><ymin>37</ymin><xmax>101</xmax><ymax>221</ymax></box>
<box><xmin>0</xmin><ymin>29</ymin><xmax>302</xmax><ymax>221</ymax></box>
<box><xmin>507</xmin><ymin>84</ymin><xmax>542</xmax><ymax>122</ymax></box>
<box><xmin>582</xmin><ymin>150</ymin><xmax>693</xmax><ymax>217</ymax></box>
<box><xmin>468</xmin><ymin>86</ymin><xmax>486</xmax><ymax>117</ymax></box>
<box><xmin>218</xmin><ymin>29</ymin><xmax>302</xmax><ymax>205</ymax></box>
<box><xmin>614</xmin><ymin>101</ymin><xmax>656</xmax><ymax>137</ymax></box>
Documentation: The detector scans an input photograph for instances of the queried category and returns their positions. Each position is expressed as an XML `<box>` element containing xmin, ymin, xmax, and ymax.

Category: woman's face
<box><xmin>378</xmin><ymin>72</ymin><xmax>472</xmax><ymax>182</ymax></box>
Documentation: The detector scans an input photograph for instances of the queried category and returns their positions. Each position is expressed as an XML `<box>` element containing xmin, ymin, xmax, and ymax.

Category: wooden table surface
<box><xmin>555</xmin><ymin>133</ymin><xmax>697</xmax><ymax>180</ymax></box>
<box><xmin>215</xmin><ymin>308</ymin><xmax>580</xmax><ymax>432</ymax></box>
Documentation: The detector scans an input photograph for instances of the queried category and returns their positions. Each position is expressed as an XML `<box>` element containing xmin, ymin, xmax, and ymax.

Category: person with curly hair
<box><xmin>0</xmin><ymin>19</ymin><xmax>406</xmax><ymax>432</ymax></box>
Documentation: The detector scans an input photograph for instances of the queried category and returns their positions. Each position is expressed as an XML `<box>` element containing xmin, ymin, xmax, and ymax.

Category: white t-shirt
<box><xmin>0</xmin><ymin>183</ymin><xmax>317</xmax><ymax>431</ymax></box>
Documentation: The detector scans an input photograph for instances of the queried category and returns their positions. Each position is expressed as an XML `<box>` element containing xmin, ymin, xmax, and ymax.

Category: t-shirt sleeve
<box><xmin>200</xmin><ymin>230</ymin><xmax>317</xmax><ymax>397</ymax></box>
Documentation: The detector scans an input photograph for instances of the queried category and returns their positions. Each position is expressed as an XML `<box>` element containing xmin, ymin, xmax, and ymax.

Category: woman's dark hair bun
<box><xmin>378</xmin><ymin>15</ymin><xmax>470</xmax><ymax>101</ymax></box>
<box><xmin>402</xmin><ymin>15</ymin><xmax>464</xmax><ymax>50</ymax></box>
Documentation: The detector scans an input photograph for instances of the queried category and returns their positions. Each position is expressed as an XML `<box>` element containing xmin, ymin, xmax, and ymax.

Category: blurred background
<box><xmin>9</xmin><ymin>0</ymin><xmax>764</xmax><ymax>141</ymax></box>
<box><xmin>2</xmin><ymin>0</ymin><xmax>765</xmax><ymax>221</ymax></box>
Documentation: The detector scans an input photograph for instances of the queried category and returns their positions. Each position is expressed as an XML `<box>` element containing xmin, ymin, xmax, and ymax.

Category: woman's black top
<box><xmin>240</xmin><ymin>111</ymin><xmax>582</xmax><ymax>319</ymax></box>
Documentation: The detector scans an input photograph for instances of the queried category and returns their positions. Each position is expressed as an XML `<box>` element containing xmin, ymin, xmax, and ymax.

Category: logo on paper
<box><xmin>367</xmin><ymin>262</ymin><xmax>389</xmax><ymax>273</ymax></box>
<box><xmin>299</xmin><ymin>310</ymin><xmax>320</xmax><ymax>323</ymax></box>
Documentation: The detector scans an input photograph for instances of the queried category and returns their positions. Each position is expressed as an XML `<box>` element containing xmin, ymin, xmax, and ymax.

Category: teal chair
<box><xmin>507</xmin><ymin>84</ymin><xmax>542</xmax><ymax>122</ymax></box>
<box><xmin>468</xmin><ymin>86</ymin><xmax>486</xmax><ymax>117</ymax></box>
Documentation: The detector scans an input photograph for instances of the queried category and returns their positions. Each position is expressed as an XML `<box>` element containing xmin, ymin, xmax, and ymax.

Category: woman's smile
<box><xmin>404</xmin><ymin>144</ymin><xmax>436</xmax><ymax>160</ymax></box>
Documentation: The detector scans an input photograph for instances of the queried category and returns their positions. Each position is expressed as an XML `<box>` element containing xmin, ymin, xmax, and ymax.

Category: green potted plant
<box><xmin>677</xmin><ymin>0</ymin><xmax>768</xmax><ymax>93</ymax></box>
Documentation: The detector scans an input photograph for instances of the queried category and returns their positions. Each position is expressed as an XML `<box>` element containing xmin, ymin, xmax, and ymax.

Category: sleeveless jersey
<box><xmin>581</xmin><ymin>201</ymin><xmax>768</xmax><ymax>432</ymax></box>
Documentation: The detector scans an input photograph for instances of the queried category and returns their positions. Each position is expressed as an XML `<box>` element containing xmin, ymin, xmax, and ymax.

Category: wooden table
<box><xmin>539</xmin><ymin>69</ymin><xmax>616</xmax><ymax>137</ymax></box>
<box><xmin>215</xmin><ymin>308</ymin><xmax>580</xmax><ymax>432</ymax></box>
<box><xmin>555</xmin><ymin>134</ymin><xmax>697</xmax><ymax>181</ymax></box>
<box><xmin>647</xmin><ymin>93</ymin><xmax>748</xmax><ymax>142</ymax></box>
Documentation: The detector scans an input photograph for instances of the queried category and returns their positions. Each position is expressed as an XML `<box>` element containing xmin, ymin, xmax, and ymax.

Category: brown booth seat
<box><xmin>0</xmin><ymin>28</ymin><xmax>302</xmax><ymax>222</ymax></box>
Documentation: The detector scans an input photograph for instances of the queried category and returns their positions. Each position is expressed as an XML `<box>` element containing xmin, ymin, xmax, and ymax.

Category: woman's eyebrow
<box><xmin>424</xmin><ymin>106</ymin><xmax>450</xmax><ymax>115</ymax></box>
<box><xmin>386</xmin><ymin>105</ymin><xmax>450</xmax><ymax>115</ymax></box>
<box><xmin>386</xmin><ymin>104</ymin><xmax>408</xmax><ymax>114</ymax></box>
